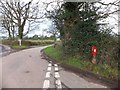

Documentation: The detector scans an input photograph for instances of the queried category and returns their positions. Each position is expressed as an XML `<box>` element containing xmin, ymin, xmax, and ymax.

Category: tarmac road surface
<box><xmin>0</xmin><ymin>44</ymin><xmax>4</xmax><ymax>53</ymax></box>
<box><xmin>0</xmin><ymin>44</ymin><xmax>11</xmax><ymax>57</ymax></box>
<box><xmin>2</xmin><ymin>46</ymin><xmax>107</xmax><ymax>88</ymax></box>
<box><xmin>0</xmin><ymin>45</ymin><xmax>2</xmax><ymax>89</ymax></box>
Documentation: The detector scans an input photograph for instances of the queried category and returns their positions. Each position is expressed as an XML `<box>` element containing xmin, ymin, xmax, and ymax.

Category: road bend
<box><xmin>2</xmin><ymin>46</ymin><xmax>107</xmax><ymax>88</ymax></box>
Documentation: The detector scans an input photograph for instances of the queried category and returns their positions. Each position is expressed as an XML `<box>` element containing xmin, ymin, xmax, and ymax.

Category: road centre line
<box><xmin>55</xmin><ymin>79</ymin><xmax>62</xmax><ymax>89</ymax></box>
<box><xmin>55</xmin><ymin>72</ymin><xmax>60</xmax><ymax>78</ymax></box>
<box><xmin>55</xmin><ymin>67</ymin><xmax>59</xmax><ymax>71</ymax></box>
<box><xmin>48</xmin><ymin>63</ymin><xmax>52</xmax><ymax>67</ymax></box>
<box><xmin>43</xmin><ymin>63</ymin><xmax>61</xmax><ymax>88</ymax></box>
<box><xmin>43</xmin><ymin>80</ymin><xmax>50</xmax><ymax>88</ymax></box>
<box><xmin>47</xmin><ymin>67</ymin><xmax>51</xmax><ymax>71</ymax></box>
<box><xmin>54</xmin><ymin>64</ymin><xmax>58</xmax><ymax>67</ymax></box>
<box><xmin>45</xmin><ymin>72</ymin><xmax>51</xmax><ymax>78</ymax></box>
<box><xmin>43</xmin><ymin>63</ymin><xmax>51</xmax><ymax>88</ymax></box>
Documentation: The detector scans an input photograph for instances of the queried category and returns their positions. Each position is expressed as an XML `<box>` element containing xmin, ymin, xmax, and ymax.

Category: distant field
<box><xmin>0</xmin><ymin>39</ymin><xmax>2</xmax><ymax>43</ymax></box>
<box><xmin>26</xmin><ymin>39</ymin><xmax>54</xmax><ymax>42</ymax></box>
<box><xmin>1</xmin><ymin>39</ymin><xmax>61</xmax><ymax>46</ymax></box>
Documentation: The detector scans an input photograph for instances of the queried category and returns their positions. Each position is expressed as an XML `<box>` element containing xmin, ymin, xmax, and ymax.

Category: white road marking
<box><xmin>45</xmin><ymin>72</ymin><xmax>51</xmax><ymax>78</ymax></box>
<box><xmin>55</xmin><ymin>72</ymin><xmax>60</xmax><ymax>78</ymax></box>
<box><xmin>47</xmin><ymin>67</ymin><xmax>51</xmax><ymax>71</ymax></box>
<box><xmin>43</xmin><ymin>80</ymin><xmax>50</xmax><ymax>88</ymax></box>
<box><xmin>43</xmin><ymin>63</ymin><xmax>61</xmax><ymax>88</ymax></box>
<box><xmin>54</xmin><ymin>64</ymin><xmax>58</xmax><ymax>67</ymax></box>
<box><xmin>56</xmin><ymin>79</ymin><xmax>62</xmax><ymax>89</ymax></box>
<box><xmin>55</xmin><ymin>67</ymin><xmax>59</xmax><ymax>71</ymax></box>
<box><xmin>48</xmin><ymin>63</ymin><xmax>52</xmax><ymax>67</ymax></box>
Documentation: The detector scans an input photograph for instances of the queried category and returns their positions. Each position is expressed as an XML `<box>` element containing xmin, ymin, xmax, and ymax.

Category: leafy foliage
<box><xmin>51</xmin><ymin>2</ymin><xmax>119</xmax><ymax>68</ymax></box>
<box><xmin>44</xmin><ymin>46</ymin><xmax>119</xmax><ymax>80</ymax></box>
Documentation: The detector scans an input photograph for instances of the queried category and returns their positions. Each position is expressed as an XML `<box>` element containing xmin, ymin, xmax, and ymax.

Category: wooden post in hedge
<box><xmin>18</xmin><ymin>38</ymin><xmax>22</xmax><ymax>46</ymax></box>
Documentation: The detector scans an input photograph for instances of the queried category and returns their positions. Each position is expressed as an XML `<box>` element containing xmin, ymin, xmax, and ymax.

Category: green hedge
<box><xmin>2</xmin><ymin>39</ymin><xmax>54</xmax><ymax>46</ymax></box>
<box><xmin>44</xmin><ymin>46</ymin><xmax>119</xmax><ymax>80</ymax></box>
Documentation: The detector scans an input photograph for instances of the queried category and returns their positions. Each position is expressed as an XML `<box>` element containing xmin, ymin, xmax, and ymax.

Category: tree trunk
<box><xmin>18</xmin><ymin>19</ymin><xmax>26</xmax><ymax>39</ymax></box>
<box><xmin>18</xmin><ymin>26</ymin><xmax>24</xmax><ymax>39</ymax></box>
<box><xmin>54</xmin><ymin>34</ymin><xmax>56</xmax><ymax>42</ymax></box>
<box><xmin>8</xmin><ymin>29</ymin><xmax>12</xmax><ymax>40</ymax></box>
<box><xmin>12</xmin><ymin>30</ymin><xmax>15</xmax><ymax>39</ymax></box>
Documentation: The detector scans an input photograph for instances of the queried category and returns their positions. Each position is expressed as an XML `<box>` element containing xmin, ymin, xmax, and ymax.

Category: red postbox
<box><xmin>92</xmin><ymin>46</ymin><xmax>97</xmax><ymax>57</ymax></box>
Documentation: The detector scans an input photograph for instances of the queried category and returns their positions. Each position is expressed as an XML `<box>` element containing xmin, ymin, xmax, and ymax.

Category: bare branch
<box><xmin>0</xmin><ymin>0</ymin><xmax>43</xmax><ymax>39</ymax></box>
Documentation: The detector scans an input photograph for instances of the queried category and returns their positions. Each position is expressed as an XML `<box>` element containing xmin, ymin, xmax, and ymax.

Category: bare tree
<box><xmin>2</xmin><ymin>15</ymin><xmax>12</xmax><ymax>39</ymax></box>
<box><xmin>45</xmin><ymin>22</ymin><xmax>59</xmax><ymax>42</ymax></box>
<box><xmin>1</xmin><ymin>13</ymin><xmax>17</xmax><ymax>40</ymax></box>
<box><xmin>0</xmin><ymin>0</ymin><xmax>44</xmax><ymax>40</ymax></box>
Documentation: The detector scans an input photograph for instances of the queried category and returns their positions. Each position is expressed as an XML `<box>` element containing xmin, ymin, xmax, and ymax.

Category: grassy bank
<box><xmin>44</xmin><ymin>46</ymin><xmax>119</xmax><ymax>80</ymax></box>
<box><xmin>1</xmin><ymin>39</ymin><xmax>54</xmax><ymax>51</ymax></box>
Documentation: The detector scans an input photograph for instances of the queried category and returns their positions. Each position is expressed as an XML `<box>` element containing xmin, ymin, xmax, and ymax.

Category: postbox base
<box><xmin>92</xmin><ymin>57</ymin><xmax>96</xmax><ymax>64</ymax></box>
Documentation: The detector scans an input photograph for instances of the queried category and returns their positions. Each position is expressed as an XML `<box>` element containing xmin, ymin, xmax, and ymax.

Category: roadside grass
<box><xmin>1</xmin><ymin>39</ymin><xmax>55</xmax><ymax>52</ymax></box>
<box><xmin>30</xmin><ymin>44</ymin><xmax>51</xmax><ymax>46</ymax></box>
<box><xmin>44</xmin><ymin>46</ymin><xmax>119</xmax><ymax>80</ymax></box>
<box><xmin>44</xmin><ymin>46</ymin><xmax>63</xmax><ymax>61</ymax></box>
<box><xmin>11</xmin><ymin>45</ymin><xmax>29</xmax><ymax>50</ymax></box>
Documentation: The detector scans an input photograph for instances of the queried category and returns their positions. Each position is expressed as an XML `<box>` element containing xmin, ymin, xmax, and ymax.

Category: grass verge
<box><xmin>44</xmin><ymin>46</ymin><xmax>119</xmax><ymax>80</ymax></box>
<box><xmin>11</xmin><ymin>45</ymin><xmax>29</xmax><ymax>50</ymax></box>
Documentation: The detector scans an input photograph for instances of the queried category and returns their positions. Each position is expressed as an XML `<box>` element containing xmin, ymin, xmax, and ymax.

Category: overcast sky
<box><xmin>0</xmin><ymin>0</ymin><xmax>119</xmax><ymax>37</ymax></box>
<box><xmin>26</xmin><ymin>0</ymin><xmax>118</xmax><ymax>37</ymax></box>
